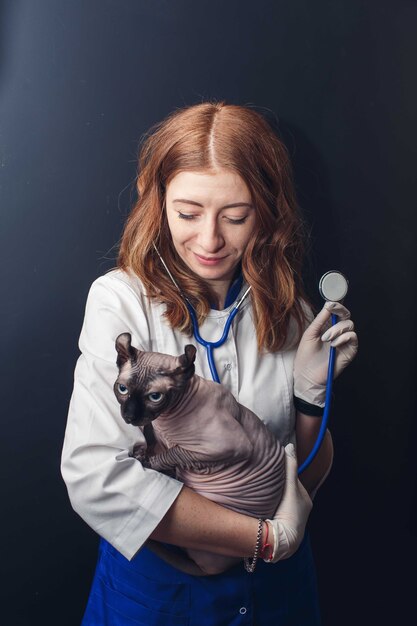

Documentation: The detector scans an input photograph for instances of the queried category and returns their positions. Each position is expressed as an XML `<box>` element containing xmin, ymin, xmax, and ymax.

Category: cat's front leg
<box><xmin>131</xmin><ymin>441</ymin><xmax>176</xmax><ymax>476</ymax></box>
<box><xmin>131</xmin><ymin>441</ymin><xmax>151</xmax><ymax>467</ymax></box>
<box><xmin>146</xmin><ymin>445</ymin><xmax>204</xmax><ymax>473</ymax></box>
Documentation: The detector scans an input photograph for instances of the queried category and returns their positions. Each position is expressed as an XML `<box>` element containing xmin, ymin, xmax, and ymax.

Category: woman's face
<box><xmin>165</xmin><ymin>168</ymin><xmax>256</xmax><ymax>292</ymax></box>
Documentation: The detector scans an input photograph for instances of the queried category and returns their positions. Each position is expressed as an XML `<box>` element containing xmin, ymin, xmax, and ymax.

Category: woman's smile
<box><xmin>192</xmin><ymin>252</ymin><xmax>229</xmax><ymax>265</ymax></box>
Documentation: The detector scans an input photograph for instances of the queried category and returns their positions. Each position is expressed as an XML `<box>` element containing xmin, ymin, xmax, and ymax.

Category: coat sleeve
<box><xmin>60</xmin><ymin>273</ymin><xmax>183</xmax><ymax>560</ymax></box>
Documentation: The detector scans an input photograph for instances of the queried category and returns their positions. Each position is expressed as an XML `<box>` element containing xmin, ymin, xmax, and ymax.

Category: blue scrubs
<box><xmin>81</xmin><ymin>533</ymin><xmax>321</xmax><ymax>625</ymax></box>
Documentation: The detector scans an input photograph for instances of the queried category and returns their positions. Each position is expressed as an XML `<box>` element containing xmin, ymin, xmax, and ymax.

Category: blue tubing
<box><xmin>186</xmin><ymin>301</ymin><xmax>240</xmax><ymax>384</ymax></box>
<box><xmin>187</xmin><ymin>299</ymin><xmax>337</xmax><ymax>473</ymax></box>
<box><xmin>207</xmin><ymin>345</ymin><xmax>220</xmax><ymax>383</ymax></box>
<box><xmin>297</xmin><ymin>313</ymin><xmax>338</xmax><ymax>475</ymax></box>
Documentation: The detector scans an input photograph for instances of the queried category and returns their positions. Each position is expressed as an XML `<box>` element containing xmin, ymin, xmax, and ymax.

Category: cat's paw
<box><xmin>131</xmin><ymin>442</ymin><xmax>149</xmax><ymax>464</ymax></box>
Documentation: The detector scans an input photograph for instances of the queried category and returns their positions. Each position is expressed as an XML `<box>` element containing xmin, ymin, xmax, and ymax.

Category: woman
<box><xmin>61</xmin><ymin>101</ymin><xmax>358</xmax><ymax>625</ymax></box>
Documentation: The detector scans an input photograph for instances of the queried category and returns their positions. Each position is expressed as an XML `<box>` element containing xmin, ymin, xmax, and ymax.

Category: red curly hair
<box><xmin>118</xmin><ymin>100</ymin><xmax>312</xmax><ymax>351</ymax></box>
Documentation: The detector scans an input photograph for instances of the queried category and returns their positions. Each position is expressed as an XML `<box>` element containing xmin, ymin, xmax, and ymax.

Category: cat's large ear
<box><xmin>171</xmin><ymin>344</ymin><xmax>196</xmax><ymax>384</ymax></box>
<box><xmin>115</xmin><ymin>333</ymin><xmax>138</xmax><ymax>369</ymax></box>
<box><xmin>182</xmin><ymin>344</ymin><xmax>197</xmax><ymax>365</ymax></box>
<box><xmin>157</xmin><ymin>345</ymin><xmax>196</xmax><ymax>385</ymax></box>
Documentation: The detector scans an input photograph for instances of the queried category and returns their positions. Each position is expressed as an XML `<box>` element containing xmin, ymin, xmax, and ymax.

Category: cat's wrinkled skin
<box><xmin>114</xmin><ymin>332</ymin><xmax>285</xmax><ymax>575</ymax></box>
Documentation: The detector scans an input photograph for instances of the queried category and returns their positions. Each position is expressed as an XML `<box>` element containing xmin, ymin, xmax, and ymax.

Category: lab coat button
<box><xmin>224</xmin><ymin>363</ymin><xmax>232</xmax><ymax>371</ymax></box>
<box><xmin>239</xmin><ymin>607</ymin><xmax>247</xmax><ymax>614</ymax></box>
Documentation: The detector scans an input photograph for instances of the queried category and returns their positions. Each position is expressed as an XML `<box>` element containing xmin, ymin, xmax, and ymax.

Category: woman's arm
<box><xmin>150</xmin><ymin>485</ymin><xmax>260</xmax><ymax>558</ymax></box>
<box><xmin>61</xmin><ymin>275</ymin><xmax>185</xmax><ymax>561</ymax></box>
<box><xmin>62</xmin><ymin>274</ymin><xmax>268</xmax><ymax>565</ymax></box>
<box><xmin>150</xmin><ymin>442</ymin><xmax>313</xmax><ymax>571</ymax></box>
<box><xmin>295</xmin><ymin>413</ymin><xmax>333</xmax><ymax>496</ymax></box>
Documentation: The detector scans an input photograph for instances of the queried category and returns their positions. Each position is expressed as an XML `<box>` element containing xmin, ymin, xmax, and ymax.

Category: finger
<box><xmin>284</xmin><ymin>443</ymin><xmax>298</xmax><ymax>484</ymax></box>
<box><xmin>321</xmin><ymin>319</ymin><xmax>355</xmax><ymax>342</ymax></box>
<box><xmin>285</xmin><ymin>443</ymin><xmax>296</xmax><ymax>458</ymax></box>
<box><xmin>304</xmin><ymin>301</ymin><xmax>351</xmax><ymax>339</ymax></box>
<box><xmin>329</xmin><ymin>331</ymin><xmax>358</xmax><ymax>349</ymax></box>
<box><xmin>303</xmin><ymin>305</ymin><xmax>333</xmax><ymax>339</ymax></box>
<box><xmin>324</xmin><ymin>301</ymin><xmax>351</xmax><ymax>319</ymax></box>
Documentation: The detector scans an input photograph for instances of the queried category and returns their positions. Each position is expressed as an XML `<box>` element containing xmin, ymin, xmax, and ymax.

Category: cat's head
<box><xmin>114</xmin><ymin>332</ymin><xmax>197</xmax><ymax>427</ymax></box>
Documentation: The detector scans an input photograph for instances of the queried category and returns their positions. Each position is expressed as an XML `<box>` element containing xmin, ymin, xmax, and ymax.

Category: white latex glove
<box><xmin>265</xmin><ymin>443</ymin><xmax>313</xmax><ymax>562</ymax></box>
<box><xmin>293</xmin><ymin>301</ymin><xmax>358</xmax><ymax>407</ymax></box>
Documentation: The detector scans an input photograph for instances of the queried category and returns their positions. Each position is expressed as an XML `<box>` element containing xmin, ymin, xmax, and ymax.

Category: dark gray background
<box><xmin>1</xmin><ymin>1</ymin><xmax>416</xmax><ymax>624</ymax></box>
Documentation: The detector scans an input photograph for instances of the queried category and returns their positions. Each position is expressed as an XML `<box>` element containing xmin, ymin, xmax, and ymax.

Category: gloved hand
<box><xmin>293</xmin><ymin>301</ymin><xmax>358</xmax><ymax>407</ymax></box>
<box><xmin>265</xmin><ymin>443</ymin><xmax>313</xmax><ymax>562</ymax></box>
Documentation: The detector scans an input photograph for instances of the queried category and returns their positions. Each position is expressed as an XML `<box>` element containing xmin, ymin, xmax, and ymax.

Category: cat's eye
<box><xmin>118</xmin><ymin>383</ymin><xmax>129</xmax><ymax>395</ymax></box>
<box><xmin>148</xmin><ymin>392</ymin><xmax>164</xmax><ymax>403</ymax></box>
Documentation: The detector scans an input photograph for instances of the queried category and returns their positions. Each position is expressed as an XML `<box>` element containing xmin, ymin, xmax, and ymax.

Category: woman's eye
<box><xmin>178</xmin><ymin>212</ymin><xmax>196</xmax><ymax>220</ymax></box>
<box><xmin>177</xmin><ymin>212</ymin><xmax>248</xmax><ymax>224</ymax></box>
<box><xmin>148</xmin><ymin>392</ymin><xmax>164</xmax><ymax>403</ymax></box>
<box><xmin>118</xmin><ymin>384</ymin><xmax>129</xmax><ymax>395</ymax></box>
<box><xmin>226</xmin><ymin>217</ymin><xmax>247</xmax><ymax>224</ymax></box>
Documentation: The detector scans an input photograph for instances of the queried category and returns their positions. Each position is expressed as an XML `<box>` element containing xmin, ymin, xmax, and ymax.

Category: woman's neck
<box><xmin>210</xmin><ymin>280</ymin><xmax>231</xmax><ymax>310</ymax></box>
<box><xmin>208</xmin><ymin>271</ymin><xmax>243</xmax><ymax>310</ymax></box>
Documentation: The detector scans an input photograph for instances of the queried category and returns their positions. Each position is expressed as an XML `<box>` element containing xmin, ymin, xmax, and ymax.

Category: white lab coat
<box><xmin>61</xmin><ymin>268</ymin><xmax>306</xmax><ymax>560</ymax></box>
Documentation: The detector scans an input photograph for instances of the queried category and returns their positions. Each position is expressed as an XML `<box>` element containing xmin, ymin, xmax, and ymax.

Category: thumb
<box><xmin>284</xmin><ymin>444</ymin><xmax>298</xmax><ymax>482</ymax></box>
<box><xmin>284</xmin><ymin>444</ymin><xmax>314</xmax><ymax>511</ymax></box>
<box><xmin>303</xmin><ymin>302</ymin><xmax>334</xmax><ymax>339</ymax></box>
<box><xmin>284</xmin><ymin>443</ymin><xmax>296</xmax><ymax>458</ymax></box>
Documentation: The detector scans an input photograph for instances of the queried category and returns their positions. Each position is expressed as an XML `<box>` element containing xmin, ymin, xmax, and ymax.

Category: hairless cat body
<box><xmin>114</xmin><ymin>332</ymin><xmax>286</xmax><ymax>575</ymax></box>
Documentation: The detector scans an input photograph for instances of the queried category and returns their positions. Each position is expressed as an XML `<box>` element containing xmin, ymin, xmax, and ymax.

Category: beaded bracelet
<box><xmin>244</xmin><ymin>518</ymin><xmax>264</xmax><ymax>573</ymax></box>
<box><xmin>259</xmin><ymin>520</ymin><xmax>272</xmax><ymax>561</ymax></box>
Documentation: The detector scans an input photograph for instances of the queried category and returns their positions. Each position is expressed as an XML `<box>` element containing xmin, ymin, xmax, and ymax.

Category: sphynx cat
<box><xmin>114</xmin><ymin>332</ymin><xmax>286</xmax><ymax>575</ymax></box>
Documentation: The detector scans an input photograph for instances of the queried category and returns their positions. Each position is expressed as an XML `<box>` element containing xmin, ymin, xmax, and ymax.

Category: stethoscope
<box><xmin>153</xmin><ymin>245</ymin><xmax>348</xmax><ymax>475</ymax></box>
<box><xmin>152</xmin><ymin>243</ymin><xmax>252</xmax><ymax>382</ymax></box>
<box><xmin>185</xmin><ymin>291</ymin><xmax>251</xmax><ymax>383</ymax></box>
<box><xmin>297</xmin><ymin>270</ymin><xmax>349</xmax><ymax>474</ymax></box>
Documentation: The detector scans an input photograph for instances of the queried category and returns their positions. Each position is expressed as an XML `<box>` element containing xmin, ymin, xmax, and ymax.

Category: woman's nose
<box><xmin>198</xmin><ymin>219</ymin><xmax>225</xmax><ymax>252</ymax></box>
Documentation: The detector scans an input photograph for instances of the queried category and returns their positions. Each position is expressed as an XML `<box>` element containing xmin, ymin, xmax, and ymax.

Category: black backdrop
<box><xmin>1</xmin><ymin>1</ymin><xmax>416</xmax><ymax>624</ymax></box>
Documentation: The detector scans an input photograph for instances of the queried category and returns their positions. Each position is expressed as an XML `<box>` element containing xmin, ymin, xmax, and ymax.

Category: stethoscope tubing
<box><xmin>153</xmin><ymin>243</ymin><xmax>337</xmax><ymax>475</ymax></box>
<box><xmin>187</xmin><ymin>300</ymin><xmax>337</xmax><ymax>474</ymax></box>
<box><xmin>297</xmin><ymin>312</ymin><xmax>338</xmax><ymax>475</ymax></box>
<box><xmin>185</xmin><ymin>284</ymin><xmax>251</xmax><ymax>384</ymax></box>
<box><xmin>186</xmin><ymin>302</ymin><xmax>241</xmax><ymax>383</ymax></box>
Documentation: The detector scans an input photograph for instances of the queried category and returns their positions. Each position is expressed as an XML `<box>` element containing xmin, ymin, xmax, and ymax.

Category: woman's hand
<box><xmin>265</xmin><ymin>444</ymin><xmax>313</xmax><ymax>562</ymax></box>
<box><xmin>293</xmin><ymin>301</ymin><xmax>358</xmax><ymax>407</ymax></box>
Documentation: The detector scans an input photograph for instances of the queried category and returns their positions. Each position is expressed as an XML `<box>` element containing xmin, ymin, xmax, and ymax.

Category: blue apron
<box><xmin>81</xmin><ymin>532</ymin><xmax>321</xmax><ymax>625</ymax></box>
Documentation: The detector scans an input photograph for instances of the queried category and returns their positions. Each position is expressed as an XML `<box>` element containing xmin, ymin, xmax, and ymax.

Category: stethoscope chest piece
<box><xmin>319</xmin><ymin>270</ymin><xmax>348</xmax><ymax>302</ymax></box>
